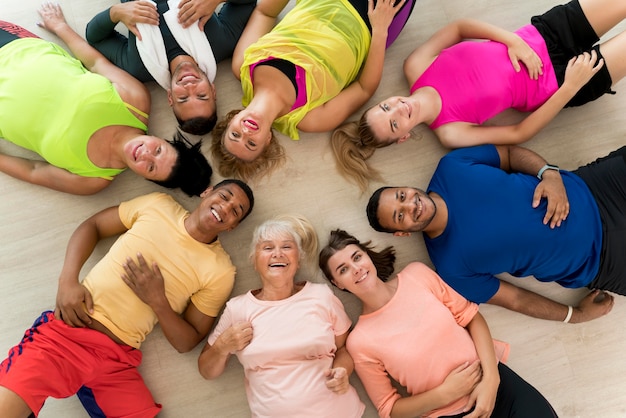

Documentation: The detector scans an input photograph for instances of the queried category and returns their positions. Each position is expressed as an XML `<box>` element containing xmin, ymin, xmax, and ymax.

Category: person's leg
<box><xmin>76</xmin><ymin>346</ymin><xmax>161</xmax><ymax>418</ymax></box>
<box><xmin>575</xmin><ymin>146</ymin><xmax>626</xmax><ymax>296</ymax></box>
<box><xmin>0</xmin><ymin>387</ymin><xmax>32</xmax><ymax>418</ymax></box>
<box><xmin>597</xmin><ymin>31</ymin><xmax>626</xmax><ymax>87</ymax></box>
<box><xmin>491</xmin><ymin>363</ymin><xmax>558</xmax><ymax>417</ymax></box>
<box><xmin>579</xmin><ymin>0</ymin><xmax>626</xmax><ymax>38</ymax></box>
<box><xmin>0</xmin><ymin>312</ymin><xmax>96</xmax><ymax>417</ymax></box>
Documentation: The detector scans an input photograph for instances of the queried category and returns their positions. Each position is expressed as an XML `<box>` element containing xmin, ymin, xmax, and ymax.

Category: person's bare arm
<box><xmin>198</xmin><ymin>321</ymin><xmax>253</xmax><ymax>379</ymax></box>
<box><xmin>56</xmin><ymin>206</ymin><xmax>128</xmax><ymax>326</ymax></box>
<box><xmin>121</xmin><ymin>254</ymin><xmax>216</xmax><ymax>352</ymax></box>
<box><xmin>298</xmin><ymin>0</ymin><xmax>403</xmax><ymax>132</ymax></box>
<box><xmin>37</xmin><ymin>3</ymin><xmax>150</xmax><ymax>114</ymax></box>
<box><xmin>435</xmin><ymin>51</ymin><xmax>603</xmax><ymax>148</ymax></box>
<box><xmin>324</xmin><ymin>332</ymin><xmax>354</xmax><ymax>395</ymax></box>
<box><xmin>177</xmin><ymin>0</ymin><xmax>221</xmax><ymax>30</ymax></box>
<box><xmin>0</xmin><ymin>153</ymin><xmax>111</xmax><ymax>195</ymax></box>
<box><xmin>404</xmin><ymin>18</ymin><xmax>543</xmax><ymax>86</ymax></box>
<box><xmin>230</xmin><ymin>0</ymin><xmax>290</xmax><ymax>77</ymax></box>
<box><xmin>462</xmin><ymin>313</ymin><xmax>499</xmax><ymax>418</ymax></box>
<box><xmin>496</xmin><ymin>145</ymin><xmax>569</xmax><ymax>228</ymax></box>
<box><xmin>488</xmin><ymin>280</ymin><xmax>614</xmax><ymax>323</ymax></box>
<box><xmin>388</xmin><ymin>361</ymin><xmax>481</xmax><ymax>418</ymax></box>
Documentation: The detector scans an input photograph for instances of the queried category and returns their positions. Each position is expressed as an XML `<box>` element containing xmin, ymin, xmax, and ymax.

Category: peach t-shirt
<box><xmin>347</xmin><ymin>262</ymin><xmax>509</xmax><ymax>418</ymax></box>
<box><xmin>209</xmin><ymin>282</ymin><xmax>365</xmax><ymax>417</ymax></box>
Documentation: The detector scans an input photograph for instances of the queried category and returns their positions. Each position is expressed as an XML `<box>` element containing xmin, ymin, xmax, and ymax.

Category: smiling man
<box><xmin>366</xmin><ymin>144</ymin><xmax>626</xmax><ymax>325</ymax></box>
<box><xmin>0</xmin><ymin>179</ymin><xmax>254</xmax><ymax>418</ymax></box>
<box><xmin>86</xmin><ymin>0</ymin><xmax>256</xmax><ymax>134</ymax></box>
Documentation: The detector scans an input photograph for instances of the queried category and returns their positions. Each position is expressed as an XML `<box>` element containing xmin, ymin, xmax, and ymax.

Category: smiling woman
<box><xmin>0</xmin><ymin>5</ymin><xmax>212</xmax><ymax>196</ymax></box>
<box><xmin>198</xmin><ymin>215</ymin><xmax>366</xmax><ymax>418</ymax></box>
<box><xmin>210</xmin><ymin>0</ymin><xmax>416</xmax><ymax>182</ymax></box>
<box><xmin>319</xmin><ymin>229</ymin><xmax>557</xmax><ymax>418</ymax></box>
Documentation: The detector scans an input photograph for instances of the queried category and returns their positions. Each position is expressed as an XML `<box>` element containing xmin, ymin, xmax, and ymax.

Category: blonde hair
<box><xmin>331</xmin><ymin>110</ymin><xmax>388</xmax><ymax>193</ymax></box>
<box><xmin>211</xmin><ymin>109</ymin><xmax>286</xmax><ymax>182</ymax></box>
<box><xmin>250</xmin><ymin>214</ymin><xmax>318</xmax><ymax>270</ymax></box>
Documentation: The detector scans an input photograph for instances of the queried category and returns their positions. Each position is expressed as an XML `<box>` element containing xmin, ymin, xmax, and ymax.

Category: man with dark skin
<box><xmin>367</xmin><ymin>144</ymin><xmax>619</xmax><ymax>324</ymax></box>
<box><xmin>0</xmin><ymin>179</ymin><xmax>254</xmax><ymax>417</ymax></box>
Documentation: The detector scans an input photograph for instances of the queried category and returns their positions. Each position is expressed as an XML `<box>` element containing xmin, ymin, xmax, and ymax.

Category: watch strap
<box><xmin>537</xmin><ymin>164</ymin><xmax>559</xmax><ymax>180</ymax></box>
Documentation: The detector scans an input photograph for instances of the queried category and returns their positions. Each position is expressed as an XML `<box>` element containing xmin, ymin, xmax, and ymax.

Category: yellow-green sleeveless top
<box><xmin>0</xmin><ymin>38</ymin><xmax>148</xmax><ymax>179</ymax></box>
<box><xmin>240</xmin><ymin>0</ymin><xmax>370</xmax><ymax>139</ymax></box>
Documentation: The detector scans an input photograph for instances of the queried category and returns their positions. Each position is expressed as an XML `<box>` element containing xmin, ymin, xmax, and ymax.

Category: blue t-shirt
<box><xmin>424</xmin><ymin>145</ymin><xmax>603</xmax><ymax>303</ymax></box>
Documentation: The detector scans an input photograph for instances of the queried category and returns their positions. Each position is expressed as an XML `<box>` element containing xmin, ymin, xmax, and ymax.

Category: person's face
<box><xmin>222</xmin><ymin>109</ymin><xmax>273</xmax><ymax>162</ymax></box>
<box><xmin>326</xmin><ymin>244</ymin><xmax>377</xmax><ymax>294</ymax></box>
<box><xmin>377</xmin><ymin>187</ymin><xmax>437</xmax><ymax>233</ymax></box>
<box><xmin>168</xmin><ymin>61</ymin><xmax>216</xmax><ymax>122</ymax></box>
<box><xmin>124</xmin><ymin>135</ymin><xmax>177</xmax><ymax>180</ymax></box>
<box><xmin>196</xmin><ymin>184</ymin><xmax>251</xmax><ymax>234</ymax></box>
<box><xmin>253</xmin><ymin>233</ymin><xmax>300</xmax><ymax>282</ymax></box>
<box><xmin>366</xmin><ymin>96</ymin><xmax>416</xmax><ymax>145</ymax></box>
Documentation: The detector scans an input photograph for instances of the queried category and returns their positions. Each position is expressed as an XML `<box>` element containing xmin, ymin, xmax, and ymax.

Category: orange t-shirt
<box><xmin>347</xmin><ymin>262</ymin><xmax>509</xmax><ymax>418</ymax></box>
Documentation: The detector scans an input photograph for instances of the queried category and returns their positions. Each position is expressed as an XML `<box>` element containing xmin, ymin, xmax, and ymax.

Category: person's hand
<box><xmin>463</xmin><ymin>374</ymin><xmax>499</xmax><ymax>418</ymax></box>
<box><xmin>36</xmin><ymin>2</ymin><xmax>70</xmax><ymax>35</ymax></box>
<box><xmin>562</xmin><ymin>50</ymin><xmax>604</xmax><ymax>94</ymax></box>
<box><xmin>121</xmin><ymin>253</ymin><xmax>167</xmax><ymax>309</ymax></box>
<box><xmin>110</xmin><ymin>1</ymin><xmax>159</xmax><ymax>41</ymax></box>
<box><xmin>368</xmin><ymin>0</ymin><xmax>407</xmax><ymax>35</ymax></box>
<box><xmin>506</xmin><ymin>35</ymin><xmax>543</xmax><ymax>80</ymax></box>
<box><xmin>439</xmin><ymin>361</ymin><xmax>482</xmax><ymax>403</ymax></box>
<box><xmin>215</xmin><ymin>321</ymin><xmax>254</xmax><ymax>354</ymax></box>
<box><xmin>177</xmin><ymin>0</ymin><xmax>218</xmax><ymax>30</ymax></box>
<box><xmin>532</xmin><ymin>170</ymin><xmax>569</xmax><ymax>228</ymax></box>
<box><xmin>572</xmin><ymin>290</ymin><xmax>614</xmax><ymax>323</ymax></box>
<box><xmin>324</xmin><ymin>367</ymin><xmax>350</xmax><ymax>394</ymax></box>
<box><xmin>55</xmin><ymin>279</ymin><xmax>94</xmax><ymax>327</ymax></box>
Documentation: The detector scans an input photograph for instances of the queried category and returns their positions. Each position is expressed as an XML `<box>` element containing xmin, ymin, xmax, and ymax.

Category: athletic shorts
<box><xmin>531</xmin><ymin>0</ymin><xmax>614</xmax><ymax>107</ymax></box>
<box><xmin>0</xmin><ymin>21</ymin><xmax>39</xmax><ymax>48</ymax></box>
<box><xmin>574</xmin><ymin>147</ymin><xmax>626</xmax><ymax>296</ymax></box>
<box><xmin>0</xmin><ymin>311</ymin><xmax>161</xmax><ymax>417</ymax></box>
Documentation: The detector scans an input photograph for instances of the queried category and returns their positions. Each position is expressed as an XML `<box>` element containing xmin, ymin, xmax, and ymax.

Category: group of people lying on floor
<box><xmin>2</xmin><ymin>0</ymin><xmax>626</xmax><ymax>416</ymax></box>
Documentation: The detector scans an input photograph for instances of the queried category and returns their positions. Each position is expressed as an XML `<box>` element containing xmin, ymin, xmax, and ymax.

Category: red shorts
<box><xmin>0</xmin><ymin>312</ymin><xmax>161</xmax><ymax>417</ymax></box>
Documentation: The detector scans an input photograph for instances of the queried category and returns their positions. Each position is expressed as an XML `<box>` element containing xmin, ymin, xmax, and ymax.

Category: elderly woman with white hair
<box><xmin>197</xmin><ymin>215</ymin><xmax>364</xmax><ymax>417</ymax></box>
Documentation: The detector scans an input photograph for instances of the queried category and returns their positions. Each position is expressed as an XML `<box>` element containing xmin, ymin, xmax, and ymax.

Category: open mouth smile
<box><xmin>211</xmin><ymin>208</ymin><xmax>222</xmax><ymax>222</ymax></box>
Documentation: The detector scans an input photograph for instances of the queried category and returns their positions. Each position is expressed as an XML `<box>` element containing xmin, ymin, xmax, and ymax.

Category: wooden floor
<box><xmin>2</xmin><ymin>0</ymin><xmax>626</xmax><ymax>416</ymax></box>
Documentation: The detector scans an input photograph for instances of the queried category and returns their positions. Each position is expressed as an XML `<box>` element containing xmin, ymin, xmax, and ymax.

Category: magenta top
<box><xmin>411</xmin><ymin>24</ymin><xmax>558</xmax><ymax>129</ymax></box>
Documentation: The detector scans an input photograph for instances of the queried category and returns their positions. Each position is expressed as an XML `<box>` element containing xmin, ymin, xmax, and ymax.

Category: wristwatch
<box><xmin>537</xmin><ymin>164</ymin><xmax>560</xmax><ymax>180</ymax></box>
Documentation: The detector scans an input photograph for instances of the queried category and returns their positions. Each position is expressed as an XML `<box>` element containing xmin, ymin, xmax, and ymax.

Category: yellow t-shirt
<box><xmin>83</xmin><ymin>192</ymin><xmax>236</xmax><ymax>348</ymax></box>
<box><xmin>240</xmin><ymin>0</ymin><xmax>370</xmax><ymax>139</ymax></box>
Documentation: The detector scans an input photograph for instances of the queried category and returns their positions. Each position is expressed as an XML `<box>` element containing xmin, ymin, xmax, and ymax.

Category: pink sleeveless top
<box><xmin>411</xmin><ymin>25</ymin><xmax>558</xmax><ymax>129</ymax></box>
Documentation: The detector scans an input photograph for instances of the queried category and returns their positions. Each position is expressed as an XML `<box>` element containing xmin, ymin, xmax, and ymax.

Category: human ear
<box><xmin>396</xmin><ymin>134</ymin><xmax>411</xmax><ymax>144</ymax></box>
<box><xmin>393</xmin><ymin>231</ymin><xmax>412</xmax><ymax>237</ymax></box>
<box><xmin>200</xmin><ymin>186</ymin><xmax>214</xmax><ymax>198</ymax></box>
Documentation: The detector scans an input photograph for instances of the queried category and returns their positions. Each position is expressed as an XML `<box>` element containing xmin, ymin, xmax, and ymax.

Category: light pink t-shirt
<box><xmin>411</xmin><ymin>24</ymin><xmax>558</xmax><ymax>129</ymax></box>
<box><xmin>209</xmin><ymin>282</ymin><xmax>365</xmax><ymax>418</ymax></box>
<box><xmin>347</xmin><ymin>263</ymin><xmax>509</xmax><ymax>418</ymax></box>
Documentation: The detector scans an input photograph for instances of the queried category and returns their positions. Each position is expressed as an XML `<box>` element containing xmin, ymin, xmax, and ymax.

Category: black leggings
<box><xmin>441</xmin><ymin>363</ymin><xmax>558</xmax><ymax>418</ymax></box>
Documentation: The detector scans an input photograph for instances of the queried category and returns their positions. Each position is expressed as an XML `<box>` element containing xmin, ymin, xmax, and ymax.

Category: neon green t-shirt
<box><xmin>240</xmin><ymin>0</ymin><xmax>370</xmax><ymax>139</ymax></box>
<box><xmin>0</xmin><ymin>38</ymin><xmax>147</xmax><ymax>179</ymax></box>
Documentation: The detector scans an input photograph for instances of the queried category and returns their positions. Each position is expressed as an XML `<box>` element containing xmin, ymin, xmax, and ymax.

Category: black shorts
<box><xmin>574</xmin><ymin>147</ymin><xmax>626</xmax><ymax>296</ymax></box>
<box><xmin>531</xmin><ymin>0</ymin><xmax>614</xmax><ymax>107</ymax></box>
